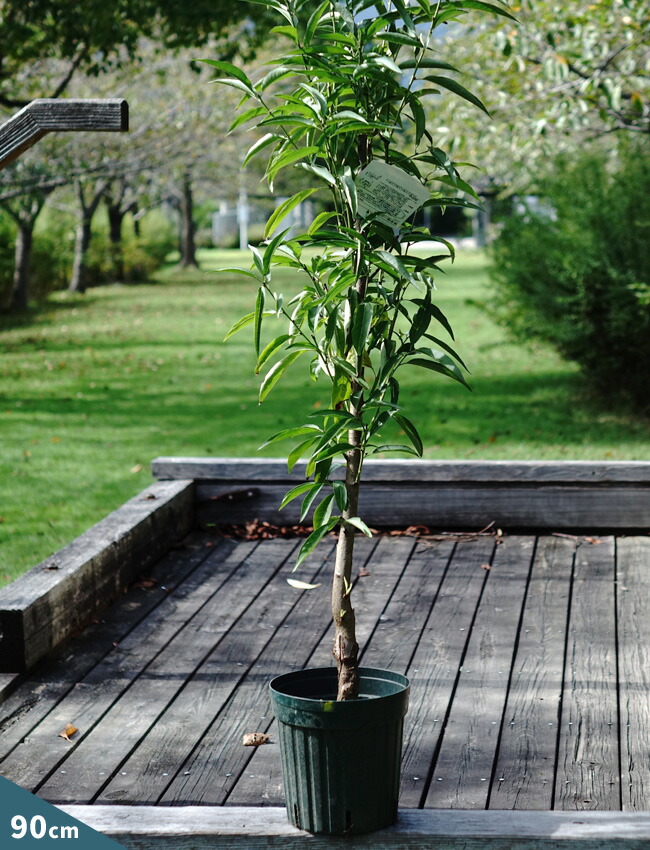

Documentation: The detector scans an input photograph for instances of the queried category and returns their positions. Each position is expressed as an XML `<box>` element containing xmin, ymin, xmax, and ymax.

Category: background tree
<box><xmin>427</xmin><ymin>0</ymin><xmax>649</xmax><ymax>188</ymax></box>
<box><xmin>0</xmin><ymin>0</ymin><xmax>274</xmax><ymax>107</ymax></box>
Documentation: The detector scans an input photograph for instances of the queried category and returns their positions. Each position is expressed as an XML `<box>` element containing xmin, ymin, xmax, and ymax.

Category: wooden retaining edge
<box><xmin>0</xmin><ymin>479</ymin><xmax>194</xmax><ymax>674</ymax></box>
<box><xmin>60</xmin><ymin>806</ymin><xmax>650</xmax><ymax>848</ymax></box>
<box><xmin>151</xmin><ymin>457</ymin><xmax>650</xmax><ymax>530</ymax></box>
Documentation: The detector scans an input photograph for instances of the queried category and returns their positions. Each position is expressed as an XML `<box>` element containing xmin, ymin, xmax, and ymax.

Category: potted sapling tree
<box><xmin>206</xmin><ymin>0</ymin><xmax>514</xmax><ymax>835</ymax></box>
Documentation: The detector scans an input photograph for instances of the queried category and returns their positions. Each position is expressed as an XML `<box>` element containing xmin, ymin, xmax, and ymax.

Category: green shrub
<box><xmin>85</xmin><ymin>209</ymin><xmax>176</xmax><ymax>283</ymax></box>
<box><xmin>0</xmin><ymin>208</ymin><xmax>73</xmax><ymax>308</ymax></box>
<box><xmin>490</xmin><ymin>143</ymin><xmax>650</xmax><ymax>411</ymax></box>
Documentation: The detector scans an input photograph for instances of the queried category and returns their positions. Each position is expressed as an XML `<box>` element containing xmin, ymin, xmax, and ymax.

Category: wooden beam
<box><xmin>0</xmin><ymin>479</ymin><xmax>193</xmax><ymax>673</ymax></box>
<box><xmin>0</xmin><ymin>98</ymin><xmax>128</xmax><ymax>170</ymax></box>
<box><xmin>151</xmin><ymin>457</ymin><xmax>650</xmax><ymax>530</ymax></box>
<box><xmin>151</xmin><ymin>457</ymin><xmax>650</xmax><ymax>485</ymax></box>
<box><xmin>59</xmin><ymin>806</ymin><xmax>650</xmax><ymax>848</ymax></box>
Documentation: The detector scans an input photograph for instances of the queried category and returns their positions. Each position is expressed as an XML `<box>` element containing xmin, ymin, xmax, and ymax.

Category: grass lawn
<box><xmin>1</xmin><ymin>247</ymin><xmax>648</xmax><ymax>584</ymax></box>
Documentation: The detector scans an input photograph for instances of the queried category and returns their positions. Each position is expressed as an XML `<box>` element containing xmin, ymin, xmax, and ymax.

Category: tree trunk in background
<box><xmin>10</xmin><ymin>222</ymin><xmax>34</xmax><ymax>311</ymax></box>
<box><xmin>0</xmin><ymin>193</ymin><xmax>49</xmax><ymax>312</ymax></box>
<box><xmin>179</xmin><ymin>170</ymin><xmax>198</xmax><ymax>268</ymax></box>
<box><xmin>106</xmin><ymin>199</ymin><xmax>126</xmax><ymax>281</ymax></box>
<box><xmin>69</xmin><ymin>217</ymin><xmax>93</xmax><ymax>293</ymax></box>
<box><xmin>69</xmin><ymin>179</ymin><xmax>108</xmax><ymax>293</ymax></box>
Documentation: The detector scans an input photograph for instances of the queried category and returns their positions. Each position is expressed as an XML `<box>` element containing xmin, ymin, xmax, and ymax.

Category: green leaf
<box><xmin>400</xmin><ymin>58</ymin><xmax>460</xmax><ymax>73</ymax></box>
<box><xmin>215</xmin><ymin>267</ymin><xmax>260</xmax><ymax>280</ymax></box>
<box><xmin>254</xmin><ymin>287</ymin><xmax>265</xmax><ymax>356</ymax></box>
<box><xmin>409</xmin><ymin>357</ymin><xmax>470</xmax><ymax>388</ymax></box>
<box><xmin>224</xmin><ymin>311</ymin><xmax>255</xmax><ymax>341</ymax></box>
<box><xmin>412</xmin><ymin>298</ymin><xmax>455</xmax><ymax>339</ymax></box>
<box><xmin>287</xmin><ymin>437</ymin><xmax>320</xmax><ymax>472</ymax></box>
<box><xmin>259</xmin><ymin>351</ymin><xmax>304</xmax><ymax>402</ymax></box>
<box><xmin>377</xmin><ymin>31</ymin><xmax>423</xmax><ymax>48</ymax></box>
<box><xmin>228</xmin><ymin>105</ymin><xmax>267</xmax><ymax>133</ymax></box>
<box><xmin>295</xmin><ymin>518</ymin><xmax>340</xmax><ymax>568</ymax></box>
<box><xmin>305</xmin><ymin>0</ymin><xmax>330</xmax><ymax>44</ymax></box>
<box><xmin>270</xmin><ymin>24</ymin><xmax>299</xmax><ymax>41</ymax></box>
<box><xmin>209</xmin><ymin>78</ymin><xmax>256</xmax><ymax>98</ymax></box>
<box><xmin>352</xmin><ymin>302</ymin><xmax>374</xmax><ymax>354</ymax></box>
<box><xmin>300</xmin><ymin>483</ymin><xmax>324</xmax><ymax>520</ymax></box>
<box><xmin>312</xmin><ymin>441</ymin><xmax>356</xmax><ymax>464</ymax></box>
<box><xmin>279</xmin><ymin>481</ymin><xmax>321</xmax><ymax>510</ymax></box>
<box><xmin>312</xmin><ymin>493</ymin><xmax>335</xmax><ymax>527</ymax></box>
<box><xmin>456</xmin><ymin>0</ymin><xmax>517</xmax><ymax>21</ymax></box>
<box><xmin>265</xmin><ymin>189</ymin><xmax>319</xmax><ymax>238</ymax></box>
<box><xmin>300</xmin><ymin>163</ymin><xmax>337</xmax><ymax>187</ymax></box>
<box><xmin>424</xmin><ymin>334</ymin><xmax>469</xmax><ymax>370</ymax></box>
<box><xmin>267</xmin><ymin>146</ymin><xmax>321</xmax><ymax>185</ymax></box>
<box><xmin>394</xmin><ymin>413</ymin><xmax>423</xmax><ymax>456</ymax></box>
<box><xmin>345</xmin><ymin>516</ymin><xmax>373</xmax><ymax>537</ymax></box>
<box><xmin>410</xmin><ymin>96</ymin><xmax>426</xmax><ymax>146</ymax></box>
<box><xmin>259</xmin><ymin>424</ymin><xmax>321</xmax><ymax>451</ymax></box>
<box><xmin>341</xmin><ymin>172</ymin><xmax>358</xmax><ymax>217</ymax></box>
<box><xmin>308</xmin><ymin>211</ymin><xmax>338</xmax><ymax>235</ymax></box>
<box><xmin>201</xmin><ymin>60</ymin><xmax>253</xmax><ymax>87</ymax></box>
<box><xmin>255</xmin><ymin>333</ymin><xmax>290</xmax><ymax>374</ymax></box>
<box><xmin>243</xmin><ymin>133</ymin><xmax>280</xmax><ymax>167</ymax></box>
<box><xmin>332</xmin><ymin>480</ymin><xmax>348</xmax><ymax>512</ymax></box>
<box><xmin>425</xmin><ymin>76</ymin><xmax>490</xmax><ymax>116</ymax></box>
<box><xmin>262</xmin><ymin>228</ymin><xmax>291</xmax><ymax>273</ymax></box>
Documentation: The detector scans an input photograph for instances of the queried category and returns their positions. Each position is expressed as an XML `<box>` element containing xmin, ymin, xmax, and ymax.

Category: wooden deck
<box><xmin>2</xmin><ymin>525</ymin><xmax>649</xmax><ymax>815</ymax></box>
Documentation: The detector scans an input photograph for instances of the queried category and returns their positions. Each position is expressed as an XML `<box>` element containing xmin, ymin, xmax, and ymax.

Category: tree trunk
<box><xmin>331</xmin><ymin>136</ymin><xmax>371</xmax><ymax>701</ymax></box>
<box><xmin>10</xmin><ymin>222</ymin><xmax>34</xmax><ymax>311</ymax></box>
<box><xmin>69</xmin><ymin>216</ymin><xmax>93</xmax><ymax>293</ymax></box>
<box><xmin>69</xmin><ymin>180</ymin><xmax>107</xmax><ymax>293</ymax></box>
<box><xmin>106</xmin><ymin>202</ymin><xmax>126</xmax><ymax>281</ymax></box>
<box><xmin>179</xmin><ymin>171</ymin><xmax>198</xmax><ymax>268</ymax></box>
<box><xmin>332</xmin><ymin>439</ymin><xmax>362</xmax><ymax>701</ymax></box>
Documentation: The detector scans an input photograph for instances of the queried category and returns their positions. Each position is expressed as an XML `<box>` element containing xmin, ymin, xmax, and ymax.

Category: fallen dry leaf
<box><xmin>242</xmin><ymin>732</ymin><xmax>270</xmax><ymax>747</ymax></box>
<box><xmin>585</xmin><ymin>537</ymin><xmax>603</xmax><ymax>545</ymax></box>
<box><xmin>481</xmin><ymin>563</ymin><xmax>491</xmax><ymax>571</ymax></box>
<box><xmin>130</xmin><ymin>463</ymin><xmax>143</xmax><ymax>474</ymax></box>
<box><xmin>358</xmin><ymin>567</ymin><xmax>371</xmax><ymax>577</ymax></box>
<box><xmin>132</xmin><ymin>577</ymin><xmax>158</xmax><ymax>589</ymax></box>
<box><xmin>59</xmin><ymin>724</ymin><xmax>78</xmax><ymax>742</ymax></box>
<box><xmin>287</xmin><ymin>578</ymin><xmax>321</xmax><ymax>590</ymax></box>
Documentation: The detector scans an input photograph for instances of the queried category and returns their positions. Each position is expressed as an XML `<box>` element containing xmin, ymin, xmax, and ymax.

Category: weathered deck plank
<box><xmin>489</xmin><ymin>535</ymin><xmax>576</xmax><ymax>810</ymax></box>
<box><xmin>400</xmin><ymin>537</ymin><xmax>495</xmax><ymax>808</ymax></box>
<box><xmin>95</xmin><ymin>540</ymin><xmax>341</xmax><ymax>805</ymax></box>
<box><xmin>424</xmin><ymin>536</ymin><xmax>535</xmax><ymax>809</ymax></box>
<box><xmin>0</xmin><ymin>530</ymin><xmax>220</xmax><ymax>760</ymax></box>
<box><xmin>35</xmin><ymin>539</ymin><xmax>298</xmax><ymax>803</ymax></box>
<box><xmin>617</xmin><ymin>536</ymin><xmax>650</xmax><ymax>811</ymax></box>
<box><xmin>554</xmin><ymin>536</ymin><xmax>619</xmax><ymax>810</ymax></box>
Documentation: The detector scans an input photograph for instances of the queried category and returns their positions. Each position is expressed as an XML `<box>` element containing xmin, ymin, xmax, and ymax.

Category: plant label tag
<box><xmin>356</xmin><ymin>161</ymin><xmax>430</xmax><ymax>227</ymax></box>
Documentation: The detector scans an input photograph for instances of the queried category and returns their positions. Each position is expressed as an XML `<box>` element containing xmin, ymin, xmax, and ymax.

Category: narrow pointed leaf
<box><xmin>224</xmin><ymin>311</ymin><xmax>255</xmax><ymax>341</ymax></box>
<box><xmin>259</xmin><ymin>351</ymin><xmax>304</xmax><ymax>402</ymax></box>
<box><xmin>265</xmin><ymin>189</ymin><xmax>319</xmax><ymax>238</ymax></box>
<box><xmin>394</xmin><ymin>413</ymin><xmax>423</xmax><ymax>456</ymax></box>
<box><xmin>279</xmin><ymin>481</ymin><xmax>320</xmax><ymax>510</ymax></box>
<box><xmin>254</xmin><ymin>287</ymin><xmax>265</xmax><ymax>356</ymax></box>
<box><xmin>345</xmin><ymin>516</ymin><xmax>373</xmax><ymax>537</ymax></box>
<box><xmin>295</xmin><ymin>518</ymin><xmax>340</xmax><ymax>567</ymax></box>
<box><xmin>425</xmin><ymin>76</ymin><xmax>490</xmax><ymax>115</ymax></box>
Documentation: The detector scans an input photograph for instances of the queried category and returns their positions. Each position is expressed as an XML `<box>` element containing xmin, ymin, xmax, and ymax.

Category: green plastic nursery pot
<box><xmin>269</xmin><ymin>666</ymin><xmax>410</xmax><ymax>836</ymax></box>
